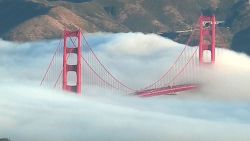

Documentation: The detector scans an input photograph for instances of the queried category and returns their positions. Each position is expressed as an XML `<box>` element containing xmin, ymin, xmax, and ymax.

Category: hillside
<box><xmin>0</xmin><ymin>0</ymin><xmax>249</xmax><ymax>55</ymax></box>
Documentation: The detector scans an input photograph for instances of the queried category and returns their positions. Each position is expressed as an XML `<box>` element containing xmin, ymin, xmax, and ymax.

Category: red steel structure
<box><xmin>199</xmin><ymin>15</ymin><xmax>216</xmax><ymax>64</ymax></box>
<box><xmin>136</xmin><ymin>15</ymin><xmax>217</xmax><ymax>97</ymax></box>
<box><xmin>63</xmin><ymin>30</ymin><xmax>82</xmax><ymax>94</ymax></box>
<box><xmin>41</xmin><ymin>15</ymin><xmax>223</xmax><ymax>97</ymax></box>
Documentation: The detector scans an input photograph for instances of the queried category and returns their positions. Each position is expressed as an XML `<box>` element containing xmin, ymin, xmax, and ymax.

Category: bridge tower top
<box><xmin>63</xmin><ymin>30</ymin><xmax>82</xmax><ymax>94</ymax></box>
<box><xmin>199</xmin><ymin>15</ymin><xmax>216</xmax><ymax>64</ymax></box>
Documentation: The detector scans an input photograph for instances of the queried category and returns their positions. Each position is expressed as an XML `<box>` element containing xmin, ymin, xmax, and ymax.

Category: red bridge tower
<box><xmin>63</xmin><ymin>30</ymin><xmax>82</xmax><ymax>94</ymax></box>
<box><xmin>199</xmin><ymin>15</ymin><xmax>216</xmax><ymax>64</ymax></box>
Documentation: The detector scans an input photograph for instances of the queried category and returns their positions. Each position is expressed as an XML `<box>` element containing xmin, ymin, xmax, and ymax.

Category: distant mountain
<box><xmin>0</xmin><ymin>138</ymin><xmax>10</xmax><ymax>141</ymax></box>
<box><xmin>0</xmin><ymin>0</ymin><xmax>249</xmax><ymax>55</ymax></box>
<box><xmin>228</xmin><ymin>0</ymin><xmax>250</xmax><ymax>55</ymax></box>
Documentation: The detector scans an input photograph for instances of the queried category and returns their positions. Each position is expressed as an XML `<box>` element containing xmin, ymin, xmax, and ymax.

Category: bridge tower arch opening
<box><xmin>63</xmin><ymin>30</ymin><xmax>82</xmax><ymax>95</ymax></box>
<box><xmin>199</xmin><ymin>15</ymin><xmax>216</xmax><ymax>64</ymax></box>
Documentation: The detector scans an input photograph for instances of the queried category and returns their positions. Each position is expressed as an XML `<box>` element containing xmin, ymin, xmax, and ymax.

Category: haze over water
<box><xmin>0</xmin><ymin>33</ymin><xmax>250</xmax><ymax>141</ymax></box>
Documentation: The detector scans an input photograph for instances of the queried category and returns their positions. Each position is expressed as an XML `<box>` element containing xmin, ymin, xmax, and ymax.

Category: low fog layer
<box><xmin>0</xmin><ymin>33</ymin><xmax>250</xmax><ymax>141</ymax></box>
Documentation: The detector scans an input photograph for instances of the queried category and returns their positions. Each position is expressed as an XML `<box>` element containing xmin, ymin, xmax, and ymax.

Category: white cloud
<box><xmin>0</xmin><ymin>33</ymin><xmax>250</xmax><ymax>141</ymax></box>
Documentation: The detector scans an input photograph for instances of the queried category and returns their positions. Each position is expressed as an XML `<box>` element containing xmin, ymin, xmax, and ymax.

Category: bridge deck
<box><xmin>136</xmin><ymin>84</ymin><xmax>198</xmax><ymax>97</ymax></box>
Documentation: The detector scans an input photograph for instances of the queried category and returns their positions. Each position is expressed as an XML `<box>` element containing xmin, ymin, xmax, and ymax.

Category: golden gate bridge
<box><xmin>40</xmin><ymin>15</ymin><xmax>226</xmax><ymax>97</ymax></box>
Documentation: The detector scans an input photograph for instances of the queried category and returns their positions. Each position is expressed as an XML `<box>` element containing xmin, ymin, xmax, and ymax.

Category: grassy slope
<box><xmin>0</xmin><ymin>0</ymin><xmax>50</xmax><ymax>35</ymax></box>
<box><xmin>0</xmin><ymin>0</ymin><xmax>250</xmax><ymax>55</ymax></box>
